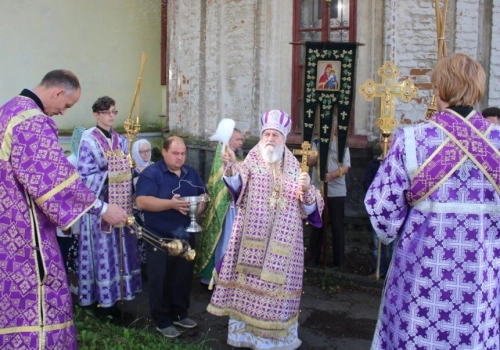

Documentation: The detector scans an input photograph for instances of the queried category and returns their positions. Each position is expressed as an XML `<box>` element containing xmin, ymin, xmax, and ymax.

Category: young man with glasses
<box><xmin>75</xmin><ymin>96</ymin><xmax>142</xmax><ymax>317</ymax></box>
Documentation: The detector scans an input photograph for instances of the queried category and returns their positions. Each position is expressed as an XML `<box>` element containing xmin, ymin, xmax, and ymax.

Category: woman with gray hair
<box><xmin>132</xmin><ymin>138</ymin><xmax>155</xmax><ymax>273</ymax></box>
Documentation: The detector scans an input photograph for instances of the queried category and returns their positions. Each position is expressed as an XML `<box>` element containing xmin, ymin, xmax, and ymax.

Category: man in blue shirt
<box><xmin>136</xmin><ymin>136</ymin><xmax>208</xmax><ymax>338</ymax></box>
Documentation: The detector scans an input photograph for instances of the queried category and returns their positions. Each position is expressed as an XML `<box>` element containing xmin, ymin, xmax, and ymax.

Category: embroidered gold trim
<box><xmin>61</xmin><ymin>198</ymin><xmax>99</xmax><ymax>231</ymax></box>
<box><xmin>207</xmin><ymin>303</ymin><xmax>299</xmax><ymax>332</ymax></box>
<box><xmin>268</xmin><ymin>243</ymin><xmax>292</xmax><ymax>257</ymax></box>
<box><xmin>235</xmin><ymin>264</ymin><xmax>263</xmax><ymax>276</ymax></box>
<box><xmin>429</xmin><ymin>118</ymin><xmax>500</xmax><ymax>196</ymax></box>
<box><xmin>246</xmin><ymin>324</ymin><xmax>288</xmax><ymax>338</ymax></box>
<box><xmin>0</xmin><ymin>319</ymin><xmax>74</xmax><ymax>335</ymax></box>
<box><xmin>261</xmin><ymin>270</ymin><xmax>286</xmax><ymax>284</ymax></box>
<box><xmin>217</xmin><ymin>277</ymin><xmax>304</xmax><ymax>298</ymax></box>
<box><xmin>108</xmin><ymin>171</ymin><xmax>132</xmax><ymax>183</ymax></box>
<box><xmin>410</xmin><ymin>138</ymin><xmax>451</xmax><ymax>181</ymax></box>
<box><xmin>36</xmin><ymin>173</ymin><xmax>79</xmax><ymax>206</ymax></box>
<box><xmin>242</xmin><ymin>239</ymin><xmax>267</xmax><ymax>250</ymax></box>
<box><xmin>411</xmin><ymin>156</ymin><xmax>467</xmax><ymax>206</ymax></box>
<box><xmin>0</xmin><ymin>108</ymin><xmax>40</xmax><ymax>161</ymax></box>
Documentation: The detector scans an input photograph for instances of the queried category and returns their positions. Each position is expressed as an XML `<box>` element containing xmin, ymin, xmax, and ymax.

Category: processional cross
<box><xmin>293</xmin><ymin>141</ymin><xmax>318</xmax><ymax>173</ymax></box>
<box><xmin>359</xmin><ymin>61</ymin><xmax>418</xmax><ymax>280</ymax></box>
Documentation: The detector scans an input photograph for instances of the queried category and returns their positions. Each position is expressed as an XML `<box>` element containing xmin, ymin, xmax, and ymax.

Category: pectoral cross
<box><xmin>293</xmin><ymin>141</ymin><xmax>318</xmax><ymax>173</ymax></box>
<box><xmin>359</xmin><ymin>61</ymin><xmax>418</xmax><ymax>135</ymax></box>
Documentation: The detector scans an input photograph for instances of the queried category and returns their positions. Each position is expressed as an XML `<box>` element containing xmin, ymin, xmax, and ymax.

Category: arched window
<box><xmin>290</xmin><ymin>0</ymin><xmax>357</xmax><ymax>143</ymax></box>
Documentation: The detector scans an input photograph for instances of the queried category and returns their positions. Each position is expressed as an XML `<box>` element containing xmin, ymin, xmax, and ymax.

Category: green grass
<box><xmin>74</xmin><ymin>307</ymin><xmax>208</xmax><ymax>350</ymax></box>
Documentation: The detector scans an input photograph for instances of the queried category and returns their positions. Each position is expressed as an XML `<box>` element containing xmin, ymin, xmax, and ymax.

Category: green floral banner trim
<box><xmin>303</xmin><ymin>41</ymin><xmax>357</xmax><ymax>181</ymax></box>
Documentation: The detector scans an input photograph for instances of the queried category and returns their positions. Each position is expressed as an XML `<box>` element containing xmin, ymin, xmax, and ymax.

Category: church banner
<box><xmin>302</xmin><ymin>41</ymin><xmax>357</xmax><ymax>181</ymax></box>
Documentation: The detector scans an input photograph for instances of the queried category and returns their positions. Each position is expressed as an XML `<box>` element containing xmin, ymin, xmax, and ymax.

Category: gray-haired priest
<box><xmin>207</xmin><ymin>109</ymin><xmax>324</xmax><ymax>349</ymax></box>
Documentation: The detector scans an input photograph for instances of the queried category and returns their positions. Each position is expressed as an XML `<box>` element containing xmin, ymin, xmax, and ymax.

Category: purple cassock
<box><xmin>365</xmin><ymin>108</ymin><xmax>500</xmax><ymax>349</ymax></box>
<box><xmin>77</xmin><ymin>127</ymin><xmax>142</xmax><ymax>307</ymax></box>
<box><xmin>0</xmin><ymin>95</ymin><xmax>99</xmax><ymax>349</ymax></box>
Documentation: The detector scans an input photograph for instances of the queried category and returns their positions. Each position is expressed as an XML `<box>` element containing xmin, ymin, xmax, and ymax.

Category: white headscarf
<box><xmin>132</xmin><ymin>139</ymin><xmax>152</xmax><ymax>169</ymax></box>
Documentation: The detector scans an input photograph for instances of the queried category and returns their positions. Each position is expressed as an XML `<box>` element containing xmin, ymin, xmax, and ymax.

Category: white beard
<box><xmin>259</xmin><ymin>142</ymin><xmax>284</xmax><ymax>164</ymax></box>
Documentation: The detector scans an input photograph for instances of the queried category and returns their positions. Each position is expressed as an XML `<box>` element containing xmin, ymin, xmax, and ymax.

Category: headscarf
<box><xmin>132</xmin><ymin>139</ymin><xmax>152</xmax><ymax>168</ymax></box>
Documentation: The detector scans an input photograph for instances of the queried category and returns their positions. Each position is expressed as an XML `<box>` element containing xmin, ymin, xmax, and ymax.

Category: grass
<box><xmin>74</xmin><ymin>307</ymin><xmax>208</xmax><ymax>350</ymax></box>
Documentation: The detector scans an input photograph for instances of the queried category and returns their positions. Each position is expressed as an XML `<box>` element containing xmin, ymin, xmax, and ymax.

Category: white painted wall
<box><xmin>0</xmin><ymin>0</ymin><xmax>163</xmax><ymax>133</ymax></box>
<box><xmin>167</xmin><ymin>0</ymin><xmax>293</xmax><ymax>138</ymax></box>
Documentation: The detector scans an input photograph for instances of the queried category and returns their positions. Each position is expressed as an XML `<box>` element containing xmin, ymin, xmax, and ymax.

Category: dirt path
<box><xmin>120</xmin><ymin>270</ymin><xmax>383</xmax><ymax>349</ymax></box>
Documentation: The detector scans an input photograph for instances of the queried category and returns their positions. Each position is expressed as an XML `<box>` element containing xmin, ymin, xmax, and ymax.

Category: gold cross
<box><xmin>293</xmin><ymin>141</ymin><xmax>318</xmax><ymax>173</ymax></box>
<box><xmin>322</xmin><ymin>124</ymin><xmax>329</xmax><ymax>134</ymax></box>
<box><xmin>359</xmin><ymin>61</ymin><xmax>418</xmax><ymax>134</ymax></box>
<box><xmin>358</xmin><ymin>61</ymin><xmax>418</xmax><ymax>282</ymax></box>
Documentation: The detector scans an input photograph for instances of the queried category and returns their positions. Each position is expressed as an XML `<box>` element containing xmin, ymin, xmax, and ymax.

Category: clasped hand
<box><xmin>298</xmin><ymin>172</ymin><xmax>311</xmax><ymax>193</ymax></box>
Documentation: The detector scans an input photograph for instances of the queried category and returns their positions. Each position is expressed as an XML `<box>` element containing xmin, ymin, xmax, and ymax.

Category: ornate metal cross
<box><xmin>358</xmin><ymin>61</ymin><xmax>418</xmax><ymax>281</ymax></box>
<box><xmin>293</xmin><ymin>141</ymin><xmax>318</xmax><ymax>173</ymax></box>
<box><xmin>359</xmin><ymin>61</ymin><xmax>418</xmax><ymax>135</ymax></box>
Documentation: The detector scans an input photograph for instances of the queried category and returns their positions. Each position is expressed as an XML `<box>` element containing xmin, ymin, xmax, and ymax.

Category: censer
<box><xmin>126</xmin><ymin>216</ymin><xmax>196</xmax><ymax>261</ymax></box>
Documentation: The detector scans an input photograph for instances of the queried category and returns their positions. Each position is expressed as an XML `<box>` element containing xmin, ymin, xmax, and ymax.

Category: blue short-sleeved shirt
<box><xmin>135</xmin><ymin>160</ymin><xmax>207</xmax><ymax>242</ymax></box>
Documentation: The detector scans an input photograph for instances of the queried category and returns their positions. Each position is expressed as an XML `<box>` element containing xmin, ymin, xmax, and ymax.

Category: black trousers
<box><xmin>309</xmin><ymin>196</ymin><xmax>345</xmax><ymax>267</ymax></box>
<box><xmin>146</xmin><ymin>245</ymin><xmax>194</xmax><ymax>328</ymax></box>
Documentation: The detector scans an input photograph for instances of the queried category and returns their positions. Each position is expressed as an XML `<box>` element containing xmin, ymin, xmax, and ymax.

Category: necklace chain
<box><xmin>270</xmin><ymin>160</ymin><xmax>286</xmax><ymax>211</ymax></box>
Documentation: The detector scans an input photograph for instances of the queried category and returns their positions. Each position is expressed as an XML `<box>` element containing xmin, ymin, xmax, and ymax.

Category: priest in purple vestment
<box><xmin>207</xmin><ymin>110</ymin><xmax>324</xmax><ymax>350</ymax></box>
<box><xmin>365</xmin><ymin>53</ymin><xmax>500</xmax><ymax>349</ymax></box>
<box><xmin>0</xmin><ymin>70</ymin><xmax>128</xmax><ymax>350</ymax></box>
<box><xmin>76</xmin><ymin>96</ymin><xmax>142</xmax><ymax>315</ymax></box>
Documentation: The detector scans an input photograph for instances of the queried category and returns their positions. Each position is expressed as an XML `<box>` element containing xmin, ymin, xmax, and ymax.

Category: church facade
<box><xmin>1</xmin><ymin>1</ymin><xmax>499</xmax><ymax>219</ymax></box>
<box><xmin>163</xmin><ymin>0</ymin><xmax>500</xmax><ymax>222</ymax></box>
<box><xmin>165</xmin><ymin>0</ymin><xmax>499</xmax><ymax>142</ymax></box>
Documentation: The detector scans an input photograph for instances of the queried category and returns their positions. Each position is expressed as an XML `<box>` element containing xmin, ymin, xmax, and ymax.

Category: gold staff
<box><xmin>359</xmin><ymin>61</ymin><xmax>418</xmax><ymax>280</ymax></box>
<box><xmin>425</xmin><ymin>0</ymin><xmax>448</xmax><ymax>119</ymax></box>
<box><xmin>124</xmin><ymin>51</ymin><xmax>148</xmax><ymax>168</ymax></box>
<box><xmin>115</xmin><ymin>52</ymin><xmax>147</xmax><ymax>320</ymax></box>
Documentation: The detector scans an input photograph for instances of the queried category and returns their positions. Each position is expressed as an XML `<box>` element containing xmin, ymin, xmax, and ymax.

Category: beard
<box><xmin>259</xmin><ymin>142</ymin><xmax>284</xmax><ymax>164</ymax></box>
<box><xmin>232</xmin><ymin>147</ymin><xmax>244</xmax><ymax>159</ymax></box>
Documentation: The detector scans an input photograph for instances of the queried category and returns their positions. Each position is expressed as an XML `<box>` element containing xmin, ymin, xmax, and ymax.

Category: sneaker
<box><xmin>173</xmin><ymin>317</ymin><xmax>197</xmax><ymax>329</ymax></box>
<box><xmin>156</xmin><ymin>326</ymin><xmax>181</xmax><ymax>338</ymax></box>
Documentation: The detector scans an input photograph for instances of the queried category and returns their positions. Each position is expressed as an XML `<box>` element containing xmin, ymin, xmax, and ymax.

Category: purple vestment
<box><xmin>0</xmin><ymin>95</ymin><xmax>98</xmax><ymax>349</ymax></box>
<box><xmin>365</xmin><ymin>109</ymin><xmax>500</xmax><ymax>349</ymax></box>
<box><xmin>207</xmin><ymin>145</ymin><xmax>323</xmax><ymax>347</ymax></box>
<box><xmin>77</xmin><ymin>127</ymin><xmax>142</xmax><ymax>307</ymax></box>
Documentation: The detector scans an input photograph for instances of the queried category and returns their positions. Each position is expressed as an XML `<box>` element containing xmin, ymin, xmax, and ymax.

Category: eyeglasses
<box><xmin>99</xmin><ymin>110</ymin><xmax>118</xmax><ymax>116</ymax></box>
<box><xmin>139</xmin><ymin>149</ymin><xmax>152</xmax><ymax>154</ymax></box>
